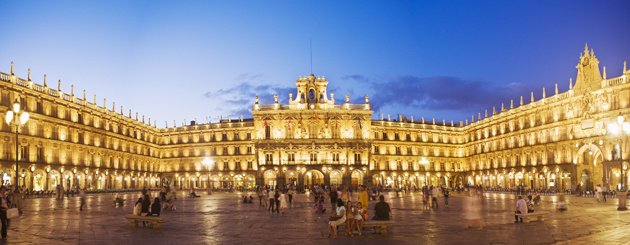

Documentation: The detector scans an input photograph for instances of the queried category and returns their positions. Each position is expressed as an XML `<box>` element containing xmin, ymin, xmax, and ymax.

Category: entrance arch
<box><xmin>351</xmin><ymin>170</ymin><xmax>363</xmax><ymax>189</ymax></box>
<box><xmin>263</xmin><ymin>170</ymin><xmax>277</xmax><ymax>188</ymax></box>
<box><xmin>304</xmin><ymin>169</ymin><xmax>324</xmax><ymax>187</ymax></box>
<box><xmin>574</xmin><ymin>143</ymin><xmax>604</xmax><ymax>191</ymax></box>
<box><xmin>329</xmin><ymin>170</ymin><xmax>343</xmax><ymax>187</ymax></box>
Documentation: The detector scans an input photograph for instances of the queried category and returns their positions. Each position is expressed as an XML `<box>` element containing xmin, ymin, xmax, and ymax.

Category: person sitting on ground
<box><xmin>242</xmin><ymin>195</ymin><xmax>248</xmax><ymax>203</ymax></box>
<box><xmin>150</xmin><ymin>198</ymin><xmax>161</xmax><ymax>216</ymax></box>
<box><xmin>373</xmin><ymin>195</ymin><xmax>391</xmax><ymax>220</ymax></box>
<box><xmin>248</xmin><ymin>195</ymin><xmax>254</xmax><ymax>203</ymax></box>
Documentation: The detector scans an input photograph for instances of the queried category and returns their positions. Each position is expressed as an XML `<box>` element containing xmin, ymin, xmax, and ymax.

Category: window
<box><xmin>247</xmin><ymin>146</ymin><xmax>253</xmax><ymax>154</ymax></box>
<box><xmin>332</xmin><ymin>153</ymin><xmax>340</xmax><ymax>163</ymax></box>
<box><xmin>247</xmin><ymin>161</ymin><xmax>253</xmax><ymax>169</ymax></box>
<box><xmin>265</xmin><ymin>126</ymin><xmax>271</xmax><ymax>139</ymax></box>
<box><xmin>288</xmin><ymin>153</ymin><xmax>295</xmax><ymax>163</ymax></box>
<box><xmin>310</xmin><ymin>153</ymin><xmax>318</xmax><ymax>163</ymax></box>
<box><xmin>395</xmin><ymin>147</ymin><xmax>401</xmax><ymax>155</ymax></box>
<box><xmin>36</xmin><ymin>146</ymin><xmax>44</xmax><ymax>162</ymax></box>
<box><xmin>235</xmin><ymin>161</ymin><xmax>241</xmax><ymax>170</ymax></box>
<box><xmin>234</xmin><ymin>133</ymin><xmax>240</xmax><ymax>141</ymax></box>
<box><xmin>222</xmin><ymin>133</ymin><xmax>227</xmax><ymax>141</ymax></box>
<box><xmin>247</xmin><ymin>133</ymin><xmax>252</xmax><ymax>140</ymax></box>
<box><xmin>235</xmin><ymin>147</ymin><xmax>241</xmax><ymax>155</ymax></box>
<box><xmin>394</xmin><ymin>133</ymin><xmax>400</xmax><ymax>141</ymax></box>
<box><xmin>20</xmin><ymin>145</ymin><xmax>28</xmax><ymax>161</ymax></box>
<box><xmin>265</xmin><ymin>153</ymin><xmax>273</xmax><ymax>165</ymax></box>
<box><xmin>223</xmin><ymin>147</ymin><xmax>228</xmax><ymax>155</ymax></box>
<box><xmin>354</xmin><ymin>153</ymin><xmax>361</xmax><ymax>164</ymax></box>
<box><xmin>440</xmin><ymin>162</ymin><xmax>445</xmax><ymax>171</ymax></box>
<box><xmin>374</xmin><ymin>146</ymin><xmax>380</xmax><ymax>154</ymax></box>
<box><xmin>382</xmin><ymin>132</ymin><xmax>387</xmax><ymax>140</ymax></box>
<box><xmin>223</xmin><ymin>162</ymin><xmax>229</xmax><ymax>170</ymax></box>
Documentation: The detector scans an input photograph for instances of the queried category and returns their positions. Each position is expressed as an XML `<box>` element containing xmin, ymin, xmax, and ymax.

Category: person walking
<box><xmin>279</xmin><ymin>191</ymin><xmax>288</xmax><ymax>214</ymax></box>
<box><xmin>79</xmin><ymin>188</ymin><xmax>86</xmax><ymax>211</ymax></box>
<box><xmin>287</xmin><ymin>187</ymin><xmax>294</xmax><ymax>208</ymax></box>
<box><xmin>0</xmin><ymin>186</ymin><xmax>10</xmax><ymax>239</ymax></box>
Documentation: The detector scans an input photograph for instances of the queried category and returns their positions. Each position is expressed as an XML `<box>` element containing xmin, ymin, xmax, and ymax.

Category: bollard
<box><xmin>617</xmin><ymin>191</ymin><xmax>627</xmax><ymax>211</ymax></box>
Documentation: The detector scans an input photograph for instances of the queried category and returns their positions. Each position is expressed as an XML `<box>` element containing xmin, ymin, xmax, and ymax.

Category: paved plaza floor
<box><xmin>2</xmin><ymin>190</ymin><xmax>630</xmax><ymax>244</ymax></box>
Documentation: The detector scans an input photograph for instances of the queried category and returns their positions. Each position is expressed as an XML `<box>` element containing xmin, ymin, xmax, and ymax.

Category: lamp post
<box><xmin>5</xmin><ymin>99</ymin><xmax>30</xmax><ymax>191</ymax></box>
<box><xmin>202</xmin><ymin>157</ymin><xmax>212</xmax><ymax>195</ymax></box>
<box><xmin>607</xmin><ymin>115</ymin><xmax>630</xmax><ymax>211</ymax></box>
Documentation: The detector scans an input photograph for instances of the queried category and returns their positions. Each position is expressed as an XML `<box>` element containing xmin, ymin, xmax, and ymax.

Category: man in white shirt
<box><xmin>514</xmin><ymin>196</ymin><xmax>527</xmax><ymax>223</ymax></box>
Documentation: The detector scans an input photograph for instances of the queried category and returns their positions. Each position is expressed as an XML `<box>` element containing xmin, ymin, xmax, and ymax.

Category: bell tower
<box><xmin>293</xmin><ymin>74</ymin><xmax>329</xmax><ymax>108</ymax></box>
<box><xmin>573</xmin><ymin>43</ymin><xmax>603</xmax><ymax>94</ymax></box>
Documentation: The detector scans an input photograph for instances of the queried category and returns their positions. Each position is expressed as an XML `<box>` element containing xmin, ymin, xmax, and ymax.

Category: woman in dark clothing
<box><xmin>150</xmin><ymin>198</ymin><xmax>161</xmax><ymax>216</ymax></box>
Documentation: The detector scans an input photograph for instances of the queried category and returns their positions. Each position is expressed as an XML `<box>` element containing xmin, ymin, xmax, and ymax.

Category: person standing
<box><xmin>358</xmin><ymin>186</ymin><xmax>369</xmax><ymax>210</ymax></box>
<box><xmin>274</xmin><ymin>190</ymin><xmax>281</xmax><ymax>214</ymax></box>
<box><xmin>0</xmin><ymin>186</ymin><xmax>10</xmax><ymax>239</ymax></box>
<box><xmin>431</xmin><ymin>186</ymin><xmax>440</xmax><ymax>209</ymax></box>
<box><xmin>443</xmin><ymin>187</ymin><xmax>450</xmax><ymax>207</ymax></box>
<box><xmin>141</xmin><ymin>194</ymin><xmax>151</xmax><ymax>216</ymax></box>
<box><xmin>267</xmin><ymin>188</ymin><xmax>275</xmax><ymax>213</ymax></box>
<box><xmin>329</xmin><ymin>189</ymin><xmax>338</xmax><ymax>211</ymax></box>
<box><xmin>279</xmin><ymin>191</ymin><xmax>288</xmax><ymax>214</ymax></box>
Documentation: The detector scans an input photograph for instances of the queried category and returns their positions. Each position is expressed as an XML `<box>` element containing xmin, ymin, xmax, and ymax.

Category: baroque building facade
<box><xmin>1</xmin><ymin>45</ymin><xmax>629</xmax><ymax>192</ymax></box>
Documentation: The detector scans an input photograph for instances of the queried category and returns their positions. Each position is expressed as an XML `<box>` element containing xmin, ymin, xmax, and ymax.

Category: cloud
<box><xmin>203</xmin><ymin>76</ymin><xmax>293</xmax><ymax>118</ymax></box>
<box><xmin>368</xmin><ymin>76</ymin><xmax>534</xmax><ymax>119</ymax></box>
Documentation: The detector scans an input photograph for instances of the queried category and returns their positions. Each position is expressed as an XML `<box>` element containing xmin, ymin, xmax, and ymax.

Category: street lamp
<box><xmin>202</xmin><ymin>157</ymin><xmax>212</xmax><ymax>194</ymax></box>
<box><xmin>5</xmin><ymin>98</ymin><xmax>29</xmax><ymax>191</ymax></box>
<box><xmin>607</xmin><ymin>115</ymin><xmax>630</xmax><ymax>211</ymax></box>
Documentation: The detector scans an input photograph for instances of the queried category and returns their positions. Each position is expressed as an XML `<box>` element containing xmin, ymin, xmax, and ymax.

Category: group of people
<box><xmin>256</xmin><ymin>186</ymin><xmax>294</xmax><ymax>214</ymax></box>
<box><xmin>421</xmin><ymin>185</ymin><xmax>449</xmax><ymax>210</ymax></box>
<box><xmin>327</xmin><ymin>192</ymin><xmax>391</xmax><ymax>239</ymax></box>
<box><xmin>514</xmin><ymin>194</ymin><xmax>536</xmax><ymax>223</ymax></box>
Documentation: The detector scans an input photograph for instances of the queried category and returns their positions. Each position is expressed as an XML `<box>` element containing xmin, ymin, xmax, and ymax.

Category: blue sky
<box><xmin>1</xmin><ymin>0</ymin><xmax>629</xmax><ymax>127</ymax></box>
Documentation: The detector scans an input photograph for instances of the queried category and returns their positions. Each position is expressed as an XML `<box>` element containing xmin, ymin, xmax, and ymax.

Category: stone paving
<box><xmin>1</xmin><ymin>190</ymin><xmax>630</xmax><ymax>244</ymax></box>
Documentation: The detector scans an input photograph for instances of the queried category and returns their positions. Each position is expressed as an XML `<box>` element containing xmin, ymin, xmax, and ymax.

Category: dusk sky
<box><xmin>1</xmin><ymin>0</ymin><xmax>629</xmax><ymax>127</ymax></box>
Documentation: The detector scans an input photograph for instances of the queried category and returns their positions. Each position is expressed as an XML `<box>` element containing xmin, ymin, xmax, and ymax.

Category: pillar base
<box><xmin>617</xmin><ymin>191</ymin><xmax>627</xmax><ymax>211</ymax></box>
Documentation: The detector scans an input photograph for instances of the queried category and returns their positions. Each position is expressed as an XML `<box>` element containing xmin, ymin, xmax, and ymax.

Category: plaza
<box><xmin>4</xmin><ymin>191</ymin><xmax>630</xmax><ymax>244</ymax></box>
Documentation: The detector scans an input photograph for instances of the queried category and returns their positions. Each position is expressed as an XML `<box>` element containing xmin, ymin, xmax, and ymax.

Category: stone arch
<box><xmin>350</xmin><ymin>170</ymin><xmax>363</xmax><ymax>189</ymax></box>
<box><xmin>574</xmin><ymin>143</ymin><xmax>605</xmax><ymax>191</ymax></box>
<box><xmin>304</xmin><ymin>169</ymin><xmax>324</xmax><ymax>187</ymax></box>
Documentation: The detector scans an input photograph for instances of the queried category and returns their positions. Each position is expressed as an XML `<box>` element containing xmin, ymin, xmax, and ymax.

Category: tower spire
<box><xmin>27</xmin><ymin>68</ymin><xmax>31</xmax><ymax>81</ymax></box>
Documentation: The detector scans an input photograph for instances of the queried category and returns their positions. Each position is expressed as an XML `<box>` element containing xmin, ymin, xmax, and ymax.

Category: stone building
<box><xmin>1</xmin><ymin>45</ymin><xmax>629</xmax><ymax>192</ymax></box>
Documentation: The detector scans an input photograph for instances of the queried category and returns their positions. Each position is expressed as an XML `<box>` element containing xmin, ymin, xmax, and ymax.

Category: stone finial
<box><xmin>442</xmin><ymin>119</ymin><xmax>445</xmax><ymax>125</ymax></box>
<box><xmin>43</xmin><ymin>74</ymin><xmax>47</xmax><ymax>87</ymax></box>
<box><xmin>501</xmin><ymin>103</ymin><xmax>505</xmax><ymax>111</ymax></box>
<box><xmin>289</xmin><ymin>93</ymin><xmax>293</xmax><ymax>101</ymax></box>
<box><xmin>450</xmin><ymin>120</ymin><xmax>454</xmax><ymax>127</ymax></box>
<box><xmin>103</xmin><ymin>98</ymin><xmax>107</xmax><ymax>108</ymax></box>
<box><xmin>410</xmin><ymin>116</ymin><xmax>414</xmax><ymax>123</ymax></box>
<box><xmin>10</xmin><ymin>61</ymin><xmax>14</xmax><ymax>75</ymax></box>
<box><xmin>555</xmin><ymin>83</ymin><xmax>558</xmax><ymax>95</ymax></box>
<box><xmin>58</xmin><ymin>80</ymin><xmax>61</xmax><ymax>91</ymax></box>
<box><xmin>421</xmin><ymin>117</ymin><xmax>425</xmax><ymax>124</ymax></box>
<box><xmin>432</xmin><ymin>118</ymin><xmax>435</xmax><ymax>124</ymax></box>
<box><xmin>624</xmin><ymin>61</ymin><xmax>627</xmax><ymax>73</ymax></box>
<box><xmin>142</xmin><ymin>115</ymin><xmax>145</xmax><ymax>123</ymax></box>
<box><xmin>492</xmin><ymin>106</ymin><xmax>496</xmax><ymax>115</ymax></box>
<box><xmin>471</xmin><ymin>115</ymin><xmax>474</xmax><ymax>123</ymax></box>
<box><xmin>135</xmin><ymin>112</ymin><xmax>138</xmax><ymax>120</ymax></box>
<box><xmin>465</xmin><ymin>119</ymin><xmax>469</xmax><ymax>125</ymax></box>
<box><xmin>274</xmin><ymin>94</ymin><xmax>278</xmax><ymax>103</ymax></box>
<box><xmin>120</xmin><ymin>105</ymin><xmax>123</xmax><ymax>114</ymax></box>
<box><xmin>165</xmin><ymin>121</ymin><xmax>168</xmax><ymax>128</ymax></box>
<box><xmin>255</xmin><ymin>96</ymin><xmax>259</xmax><ymax>104</ymax></box>
<box><xmin>128</xmin><ymin>109</ymin><xmax>131</xmax><ymax>118</ymax></box>
<box><xmin>542</xmin><ymin>87</ymin><xmax>546</xmax><ymax>98</ymax></box>
<box><xmin>603</xmin><ymin>66</ymin><xmax>607</xmax><ymax>79</ymax></box>
<box><xmin>380</xmin><ymin>113</ymin><xmax>384</xmax><ymax>120</ymax></box>
<box><xmin>510</xmin><ymin>99</ymin><xmax>514</xmax><ymax>109</ymax></box>
<box><xmin>154</xmin><ymin>120</ymin><xmax>156</xmax><ymax>127</ymax></box>
<box><xmin>83</xmin><ymin>90</ymin><xmax>86</xmax><ymax>100</ymax></box>
<box><xmin>485</xmin><ymin>109</ymin><xmax>488</xmax><ymax>118</ymax></box>
<box><xmin>27</xmin><ymin>68</ymin><xmax>31</xmax><ymax>81</ymax></box>
<box><xmin>387</xmin><ymin>114</ymin><xmax>391</xmax><ymax>121</ymax></box>
<box><xmin>173</xmin><ymin>120</ymin><xmax>176</xmax><ymax>127</ymax></box>
<box><xmin>530</xmin><ymin>91</ymin><xmax>534</xmax><ymax>103</ymax></box>
<box><xmin>345</xmin><ymin>95</ymin><xmax>350</xmax><ymax>103</ymax></box>
<box><xmin>569</xmin><ymin>78</ymin><xmax>573</xmax><ymax>90</ymax></box>
<box><xmin>477</xmin><ymin>113</ymin><xmax>481</xmax><ymax>121</ymax></box>
<box><xmin>93</xmin><ymin>94</ymin><xmax>97</xmax><ymax>104</ymax></box>
<box><xmin>365</xmin><ymin>95</ymin><xmax>369</xmax><ymax>104</ymax></box>
<box><xmin>71</xmin><ymin>84</ymin><xmax>75</xmax><ymax>96</ymax></box>
<box><xmin>330</xmin><ymin>93</ymin><xmax>335</xmax><ymax>103</ymax></box>
<box><xmin>520</xmin><ymin>96</ymin><xmax>523</xmax><ymax>106</ymax></box>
